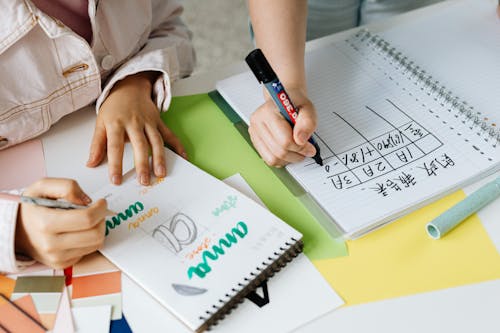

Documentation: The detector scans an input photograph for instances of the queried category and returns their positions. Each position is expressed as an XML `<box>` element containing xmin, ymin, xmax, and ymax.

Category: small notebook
<box><xmin>92</xmin><ymin>148</ymin><xmax>302</xmax><ymax>332</ymax></box>
<box><xmin>216</xmin><ymin>0</ymin><xmax>499</xmax><ymax>238</ymax></box>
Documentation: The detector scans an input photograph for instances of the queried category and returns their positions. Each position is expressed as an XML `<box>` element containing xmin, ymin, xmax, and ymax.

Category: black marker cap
<box><xmin>245</xmin><ymin>49</ymin><xmax>277</xmax><ymax>84</ymax></box>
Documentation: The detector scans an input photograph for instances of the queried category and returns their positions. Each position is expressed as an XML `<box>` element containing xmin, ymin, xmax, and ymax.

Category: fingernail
<box><xmin>86</xmin><ymin>153</ymin><xmax>95</xmax><ymax>165</ymax></box>
<box><xmin>140</xmin><ymin>173</ymin><xmax>150</xmax><ymax>186</ymax></box>
<box><xmin>156</xmin><ymin>165</ymin><xmax>166</xmax><ymax>177</ymax></box>
<box><xmin>306</xmin><ymin>147</ymin><xmax>316</xmax><ymax>157</ymax></box>
<box><xmin>112</xmin><ymin>175</ymin><xmax>121</xmax><ymax>185</ymax></box>
<box><xmin>181</xmin><ymin>151</ymin><xmax>188</xmax><ymax>160</ymax></box>
<box><xmin>297</xmin><ymin>132</ymin><xmax>308</xmax><ymax>144</ymax></box>
<box><xmin>81</xmin><ymin>194</ymin><xmax>92</xmax><ymax>204</ymax></box>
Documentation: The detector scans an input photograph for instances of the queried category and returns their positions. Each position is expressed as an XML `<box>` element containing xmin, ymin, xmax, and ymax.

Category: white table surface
<box><xmin>22</xmin><ymin>0</ymin><xmax>500</xmax><ymax>331</ymax></box>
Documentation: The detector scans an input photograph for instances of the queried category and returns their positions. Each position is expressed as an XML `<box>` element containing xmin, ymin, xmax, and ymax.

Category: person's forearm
<box><xmin>248</xmin><ymin>0</ymin><xmax>308</xmax><ymax>92</ymax></box>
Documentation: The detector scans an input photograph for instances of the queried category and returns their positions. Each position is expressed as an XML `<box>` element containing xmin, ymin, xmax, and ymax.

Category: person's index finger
<box><xmin>26</xmin><ymin>178</ymin><xmax>91</xmax><ymax>206</ymax></box>
<box><xmin>87</xmin><ymin>124</ymin><xmax>107</xmax><ymax>167</ymax></box>
<box><xmin>41</xmin><ymin>199</ymin><xmax>108</xmax><ymax>234</ymax></box>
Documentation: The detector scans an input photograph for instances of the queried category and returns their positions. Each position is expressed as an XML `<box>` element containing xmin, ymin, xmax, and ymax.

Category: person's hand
<box><xmin>15</xmin><ymin>178</ymin><xmax>108</xmax><ymax>269</ymax></box>
<box><xmin>87</xmin><ymin>72</ymin><xmax>186</xmax><ymax>186</ymax></box>
<box><xmin>248</xmin><ymin>87</ymin><xmax>318</xmax><ymax>167</ymax></box>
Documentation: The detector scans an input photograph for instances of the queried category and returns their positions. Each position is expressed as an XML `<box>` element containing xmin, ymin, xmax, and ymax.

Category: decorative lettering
<box><xmin>105</xmin><ymin>201</ymin><xmax>144</xmax><ymax>236</ymax></box>
<box><xmin>187</xmin><ymin>221</ymin><xmax>248</xmax><ymax>279</ymax></box>
<box><xmin>212</xmin><ymin>195</ymin><xmax>238</xmax><ymax>217</ymax></box>
<box><xmin>127</xmin><ymin>207</ymin><xmax>159</xmax><ymax>230</ymax></box>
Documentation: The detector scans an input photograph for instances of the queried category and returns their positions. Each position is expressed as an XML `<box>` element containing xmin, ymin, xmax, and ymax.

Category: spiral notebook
<box><xmin>92</xmin><ymin>148</ymin><xmax>303</xmax><ymax>332</ymax></box>
<box><xmin>216</xmin><ymin>0</ymin><xmax>499</xmax><ymax>238</ymax></box>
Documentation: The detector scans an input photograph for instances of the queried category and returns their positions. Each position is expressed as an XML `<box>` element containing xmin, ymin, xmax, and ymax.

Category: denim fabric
<box><xmin>306</xmin><ymin>0</ymin><xmax>443</xmax><ymax>40</ymax></box>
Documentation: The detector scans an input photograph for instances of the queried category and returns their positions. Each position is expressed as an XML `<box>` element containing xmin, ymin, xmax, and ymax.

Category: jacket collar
<box><xmin>0</xmin><ymin>0</ymin><xmax>98</xmax><ymax>55</ymax></box>
<box><xmin>0</xmin><ymin>0</ymin><xmax>37</xmax><ymax>55</ymax></box>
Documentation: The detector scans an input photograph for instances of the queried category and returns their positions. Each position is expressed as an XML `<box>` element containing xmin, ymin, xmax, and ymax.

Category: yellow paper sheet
<box><xmin>314</xmin><ymin>190</ymin><xmax>500</xmax><ymax>305</ymax></box>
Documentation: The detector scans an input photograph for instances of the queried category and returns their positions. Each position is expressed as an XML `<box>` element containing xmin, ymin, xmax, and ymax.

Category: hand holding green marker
<box><xmin>426</xmin><ymin>176</ymin><xmax>500</xmax><ymax>239</ymax></box>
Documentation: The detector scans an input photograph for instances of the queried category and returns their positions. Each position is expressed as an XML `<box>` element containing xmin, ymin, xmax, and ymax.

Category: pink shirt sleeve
<box><xmin>0</xmin><ymin>190</ymin><xmax>35</xmax><ymax>273</ymax></box>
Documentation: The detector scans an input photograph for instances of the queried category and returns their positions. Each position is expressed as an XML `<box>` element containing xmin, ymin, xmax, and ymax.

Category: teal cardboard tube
<box><xmin>426</xmin><ymin>176</ymin><xmax>500</xmax><ymax>239</ymax></box>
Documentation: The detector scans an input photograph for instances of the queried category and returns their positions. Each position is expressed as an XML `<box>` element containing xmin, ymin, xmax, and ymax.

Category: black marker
<box><xmin>245</xmin><ymin>49</ymin><xmax>323</xmax><ymax>166</ymax></box>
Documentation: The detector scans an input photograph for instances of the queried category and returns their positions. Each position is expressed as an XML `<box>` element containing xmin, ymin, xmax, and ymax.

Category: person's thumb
<box><xmin>293</xmin><ymin>104</ymin><xmax>317</xmax><ymax>146</ymax></box>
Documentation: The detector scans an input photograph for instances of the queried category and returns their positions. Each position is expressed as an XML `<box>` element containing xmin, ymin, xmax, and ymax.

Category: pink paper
<box><xmin>0</xmin><ymin>139</ymin><xmax>46</xmax><ymax>190</ymax></box>
<box><xmin>53</xmin><ymin>287</ymin><xmax>75</xmax><ymax>333</ymax></box>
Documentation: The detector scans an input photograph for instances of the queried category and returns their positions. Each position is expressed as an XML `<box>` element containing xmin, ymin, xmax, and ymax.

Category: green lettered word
<box><xmin>187</xmin><ymin>221</ymin><xmax>248</xmax><ymax>279</ymax></box>
<box><xmin>105</xmin><ymin>201</ymin><xmax>144</xmax><ymax>236</ymax></box>
<box><xmin>212</xmin><ymin>195</ymin><xmax>237</xmax><ymax>217</ymax></box>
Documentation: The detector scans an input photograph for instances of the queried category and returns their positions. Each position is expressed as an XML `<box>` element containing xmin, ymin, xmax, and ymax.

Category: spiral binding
<box><xmin>347</xmin><ymin>29</ymin><xmax>499</xmax><ymax>149</ymax></box>
<box><xmin>196</xmin><ymin>237</ymin><xmax>303</xmax><ymax>332</ymax></box>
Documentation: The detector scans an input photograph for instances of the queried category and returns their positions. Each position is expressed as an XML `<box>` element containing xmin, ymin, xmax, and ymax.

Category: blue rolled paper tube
<box><xmin>426</xmin><ymin>176</ymin><xmax>500</xmax><ymax>239</ymax></box>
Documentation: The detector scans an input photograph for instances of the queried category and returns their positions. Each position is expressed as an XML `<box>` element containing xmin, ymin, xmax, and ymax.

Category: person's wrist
<box><xmin>111</xmin><ymin>71</ymin><xmax>160</xmax><ymax>96</ymax></box>
<box><xmin>283</xmin><ymin>82</ymin><xmax>307</xmax><ymax>96</ymax></box>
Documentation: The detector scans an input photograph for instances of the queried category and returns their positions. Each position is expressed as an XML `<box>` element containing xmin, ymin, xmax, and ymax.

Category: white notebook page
<box><xmin>381</xmin><ymin>0</ymin><xmax>500</xmax><ymax>129</ymax></box>
<box><xmin>216</xmin><ymin>19</ymin><xmax>499</xmax><ymax>237</ymax></box>
<box><xmin>93</xmin><ymin>148</ymin><xmax>302</xmax><ymax>331</ymax></box>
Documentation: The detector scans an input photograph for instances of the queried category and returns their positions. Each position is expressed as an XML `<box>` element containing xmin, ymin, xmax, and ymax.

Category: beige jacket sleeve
<box><xmin>96</xmin><ymin>0</ymin><xmax>196</xmax><ymax>113</ymax></box>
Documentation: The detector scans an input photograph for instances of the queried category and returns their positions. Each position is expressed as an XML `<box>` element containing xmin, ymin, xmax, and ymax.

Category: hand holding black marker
<box><xmin>245</xmin><ymin>49</ymin><xmax>323</xmax><ymax>166</ymax></box>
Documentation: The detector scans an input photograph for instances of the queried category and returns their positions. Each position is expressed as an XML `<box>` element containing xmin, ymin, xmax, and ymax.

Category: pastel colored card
<box><xmin>11</xmin><ymin>292</ymin><xmax>63</xmax><ymax>313</ymax></box>
<box><xmin>14</xmin><ymin>276</ymin><xmax>65</xmax><ymax>293</ymax></box>
<box><xmin>72</xmin><ymin>305</ymin><xmax>112</xmax><ymax>333</ymax></box>
<box><xmin>0</xmin><ymin>294</ymin><xmax>45</xmax><ymax>333</ymax></box>
<box><xmin>71</xmin><ymin>292</ymin><xmax>122</xmax><ymax>320</ymax></box>
<box><xmin>39</xmin><ymin>313</ymin><xmax>57</xmax><ymax>331</ymax></box>
<box><xmin>53</xmin><ymin>287</ymin><xmax>75</xmax><ymax>333</ymax></box>
<box><xmin>0</xmin><ymin>275</ymin><xmax>16</xmax><ymax>303</ymax></box>
<box><xmin>314</xmin><ymin>190</ymin><xmax>500</xmax><ymax>305</ymax></box>
<box><xmin>0</xmin><ymin>139</ymin><xmax>46</xmax><ymax>190</ymax></box>
<box><xmin>73</xmin><ymin>252</ymin><xmax>120</xmax><ymax>276</ymax></box>
<box><xmin>72</xmin><ymin>271</ymin><xmax>121</xmax><ymax>299</ymax></box>
<box><xmin>70</xmin><ymin>260</ymin><xmax>123</xmax><ymax>320</ymax></box>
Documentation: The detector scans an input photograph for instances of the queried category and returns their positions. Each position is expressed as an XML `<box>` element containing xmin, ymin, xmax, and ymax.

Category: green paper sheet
<box><xmin>161</xmin><ymin>93</ymin><xmax>347</xmax><ymax>260</ymax></box>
